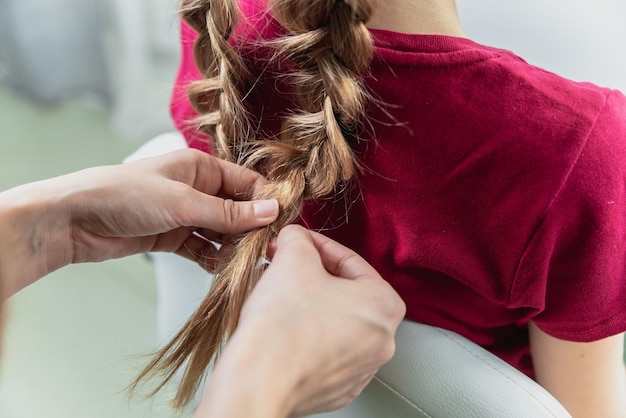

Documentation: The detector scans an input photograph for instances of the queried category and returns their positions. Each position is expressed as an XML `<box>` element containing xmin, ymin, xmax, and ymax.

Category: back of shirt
<box><xmin>171</xmin><ymin>7</ymin><xmax>626</xmax><ymax>377</ymax></box>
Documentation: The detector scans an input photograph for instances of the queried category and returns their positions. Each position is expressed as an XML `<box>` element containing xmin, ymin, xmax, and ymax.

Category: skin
<box><xmin>530</xmin><ymin>323</ymin><xmax>626</xmax><ymax>418</ymax></box>
<box><xmin>0</xmin><ymin>149</ymin><xmax>405</xmax><ymax>417</ymax></box>
<box><xmin>367</xmin><ymin>0</ymin><xmax>467</xmax><ymax>37</ymax></box>
<box><xmin>371</xmin><ymin>1</ymin><xmax>626</xmax><ymax>416</ymax></box>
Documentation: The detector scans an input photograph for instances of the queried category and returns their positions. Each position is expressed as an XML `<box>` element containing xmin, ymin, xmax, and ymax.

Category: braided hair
<box><xmin>132</xmin><ymin>0</ymin><xmax>375</xmax><ymax>408</ymax></box>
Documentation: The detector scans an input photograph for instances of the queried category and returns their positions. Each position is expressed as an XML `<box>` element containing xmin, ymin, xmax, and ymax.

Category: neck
<box><xmin>367</xmin><ymin>0</ymin><xmax>466</xmax><ymax>37</ymax></box>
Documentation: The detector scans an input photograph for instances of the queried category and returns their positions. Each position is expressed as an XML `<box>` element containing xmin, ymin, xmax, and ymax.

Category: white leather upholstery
<box><xmin>312</xmin><ymin>321</ymin><xmax>571</xmax><ymax>418</ymax></box>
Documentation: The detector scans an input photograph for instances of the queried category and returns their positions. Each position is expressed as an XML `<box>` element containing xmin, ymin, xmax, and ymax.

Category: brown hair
<box><xmin>131</xmin><ymin>0</ymin><xmax>375</xmax><ymax>408</ymax></box>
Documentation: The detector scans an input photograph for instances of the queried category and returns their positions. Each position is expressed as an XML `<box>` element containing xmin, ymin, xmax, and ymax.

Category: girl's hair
<box><xmin>131</xmin><ymin>0</ymin><xmax>375</xmax><ymax>408</ymax></box>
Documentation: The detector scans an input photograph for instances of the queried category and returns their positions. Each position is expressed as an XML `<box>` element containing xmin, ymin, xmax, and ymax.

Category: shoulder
<box><xmin>494</xmin><ymin>49</ymin><xmax>617</xmax><ymax>116</ymax></box>
<box><xmin>510</xmin><ymin>88</ymin><xmax>626</xmax><ymax>342</ymax></box>
<box><xmin>469</xmin><ymin>41</ymin><xmax>616</xmax><ymax>134</ymax></box>
<box><xmin>470</xmin><ymin>48</ymin><xmax>623</xmax><ymax>197</ymax></box>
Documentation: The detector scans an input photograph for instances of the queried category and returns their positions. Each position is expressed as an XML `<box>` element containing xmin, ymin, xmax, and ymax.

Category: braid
<box><xmin>269</xmin><ymin>0</ymin><xmax>374</xmax><ymax>185</ymax></box>
<box><xmin>130</xmin><ymin>0</ymin><xmax>375</xmax><ymax>409</ymax></box>
<box><xmin>181</xmin><ymin>0</ymin><xmax>251</xmax><ymax>162</ymax></box>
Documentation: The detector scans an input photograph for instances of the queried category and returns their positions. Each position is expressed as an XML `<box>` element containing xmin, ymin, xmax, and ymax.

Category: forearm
<box><xmin>0</xmin><ymin>180</ymin><xmax>72</xmax><ymax>298</ymax></box>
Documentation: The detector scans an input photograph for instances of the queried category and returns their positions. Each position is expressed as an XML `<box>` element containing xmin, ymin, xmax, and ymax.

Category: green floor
<box><xmin>0</xmin><ymin>86</ymin><xmax>190</xmax><ymax>418</ymax></box>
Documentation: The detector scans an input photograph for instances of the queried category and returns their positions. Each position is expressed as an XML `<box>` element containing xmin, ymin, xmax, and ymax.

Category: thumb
<box><xmin>183</xmin><ymin>193</ymin><xmax>279</xmax><ymax>234</ymax></box>
<box><xmin>270</xmin><ymin>225</ymin><xmax>323</xmax><ymax>269</ymax></box>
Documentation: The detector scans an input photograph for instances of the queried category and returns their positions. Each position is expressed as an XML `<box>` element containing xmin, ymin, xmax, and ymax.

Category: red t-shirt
<box><xmin>170</xmin><ymin>4</ymin><xmax>626</xmax><ymax>377</ymax></box>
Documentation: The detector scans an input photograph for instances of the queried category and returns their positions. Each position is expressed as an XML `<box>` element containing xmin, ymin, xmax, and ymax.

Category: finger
<box><xmin>175</xmin><ymin>234</ymin><xmax>221</xmax><ymax>272</ymax></box>
<box><xmin>146</xmin><ymin>150</ymin><xmax>266</xmax><ymax>199</ymax></box>
<box><xmin>281</xmin><ymin>228</ymin><xmax>406</xmax><ymax>322</ymax></box>
<box><xmin>213</xmin><ymin>157</ymin><xmax>269</xmax><ymax>199</ymax></box>
<box><xmin>273</xmin><ymin>225</ymin><xmax>317</xmax><ymax>256</ymax></box>
<box><xmin>307</xmin><ymin>230</ymin><xmax>382</xmax><ymax>283</ymax></box>
<box><xmin>269</xmin><ymin>225</ymin><xmax>323</xmax><ymax>269</ymax></box>
<box><xmin>266</xmin><ymin>236</ymin><xmax>279</xmax><ymax>260</ymax></box>
<box><xmin>178</xmin><ymin>192</ymin><xmax>279</xmax><ymax>235</ymax></box>
<box><xmin>189</xmin><ymin>150</ymin><xmax>269</xmax><ymax>199</ymax></box>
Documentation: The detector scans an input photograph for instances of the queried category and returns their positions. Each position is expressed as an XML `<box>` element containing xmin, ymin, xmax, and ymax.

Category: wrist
<box><xmin>0</xmin><ymin>181</ymin><xmax>72</xmax><ymax>297</ymax></box>
<box><xmin>195</xmin><ymin>322</ymin><xmax>299</xmax><ymax>418</ymax></box>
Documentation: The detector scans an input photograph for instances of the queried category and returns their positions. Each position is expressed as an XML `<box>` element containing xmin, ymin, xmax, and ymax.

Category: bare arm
<box><xmin>0</xmin><ymin>149</ymin><xmax>278</xmax><ymax>299</ymax></box>
<box><xmin>529</xmin><ymin>322</ymin><xmax>626</xmax><ymax>417</ymax></box>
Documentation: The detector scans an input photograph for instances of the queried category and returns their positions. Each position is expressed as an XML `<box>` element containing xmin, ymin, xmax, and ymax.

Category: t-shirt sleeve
<box><xmin>170</xmin><ymin>20</ymin><xmax>210</xmax><ymax>152</ymax></box>
<box><xmin>511</xmin><ymin>89</ymin><xmax>626</xmax><ymax>342</ymax></box>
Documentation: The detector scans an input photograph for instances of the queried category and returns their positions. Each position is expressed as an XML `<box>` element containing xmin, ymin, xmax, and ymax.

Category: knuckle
<box><xmin>391</xmin><ymin>295</ymin><xmax>407</xmax><ymax>322</ymax></box>
<box><xmin>171</xmin><ymin>183</ymin><xmax>196</xmax><ymax>224</ymax></box>
<box><xmin>337</xmin><ymin>253</ymin><xmax>358</xmax><ymax>274</ymax></box>
<box><xmin>377</xmin><ymin>285</ymin><xmax>406</xmax><ymax>324</ymax></box>
<box><xmin>329</xmin><ymin>395</ymin><xmax>355</xmax><ymax>412</ymax></box>
<box><xmin>380</xmin><ymin>338</ymin><xmax>397</xmax><ymax>364</ymax></box>
<box><xmin>278</xmin><ymin>226</ymin><xmax>314</xmax><ymax>253</ymax></box>
<box><xmin>221</xmin><ymin>198</ymin><xmax>238</xmax><ymax>231</ymax></box>
<box><xmin>172</xmin><ymin>148</ymin><xmax>203</xmax><ymax>170</ymax></box>
<box><xmin>185</xmin><ymin>148</ymin><xmax>207</xmax><ymax>164</ymax></box>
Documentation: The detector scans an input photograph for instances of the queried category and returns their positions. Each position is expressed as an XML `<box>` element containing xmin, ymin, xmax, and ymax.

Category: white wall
<box><xmin>0</xmin><ymin>0</ymin><xmax>181</xmax><ymax>139</ymax></box>
<box><xmin>458</xmin><ymin>0</ymin><xmax>626</xmax><ymax>93</ymax></box>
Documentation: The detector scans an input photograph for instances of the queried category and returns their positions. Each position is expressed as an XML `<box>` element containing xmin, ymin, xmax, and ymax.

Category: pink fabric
<box><xmin>171</xmin><ymin>7</ymin><xmax>626</xmax><ymax>378</ymax></box>
<box><xmin>170</xmin><ymin>21</ymin><xmax>204</xmax><ymax>150</ymax></box>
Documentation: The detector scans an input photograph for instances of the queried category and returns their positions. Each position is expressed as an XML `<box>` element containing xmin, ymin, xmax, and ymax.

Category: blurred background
<box><xmin>0</xmin><ymin>1</ymin><xmax>189</xmax><ymax>417</ymax></box>
<box><xmin>0</xmin><ymin>1</ymin><xmax>624</xmax><ymax>417</ymax></box>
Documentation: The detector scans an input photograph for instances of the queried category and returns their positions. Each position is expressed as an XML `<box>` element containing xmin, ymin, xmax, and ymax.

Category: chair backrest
<box><xmin>312</xmin><ymin>321</ymin><xmax>571</xmax><ymax>418</ymax></box>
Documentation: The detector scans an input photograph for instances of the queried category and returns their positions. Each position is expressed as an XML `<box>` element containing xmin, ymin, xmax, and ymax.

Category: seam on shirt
<box><xmin>538</xmin><ymin>306</ymin><xmax>626</xmax><ymax>342</ymax></box>
<box><xmin>374</xmin><ymin>51</ymin><xmax>502</xmax><ymax>71</ymax></box>
<box><xmin>507</xmin><ymin>90</ymin><xmax>612</xmax><ymax>305</ymax></box>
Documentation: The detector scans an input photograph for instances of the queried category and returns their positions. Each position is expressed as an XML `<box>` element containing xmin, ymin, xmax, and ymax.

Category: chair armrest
<box><xmin>312</xmin><ymin>321</ymin><xmax>571</xmax><ymax>417</ymax></box>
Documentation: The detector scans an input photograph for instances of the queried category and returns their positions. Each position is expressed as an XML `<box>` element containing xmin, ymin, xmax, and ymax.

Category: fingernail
<box><xmin>253</xmin><ymin>199</ymin><xmax>279</xmax><ymax>219</ymax></box>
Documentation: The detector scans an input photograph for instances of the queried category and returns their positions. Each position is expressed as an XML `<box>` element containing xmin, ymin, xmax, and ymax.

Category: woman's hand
<box><xmin>60</xmin><ymin>149</ymin><xmax>278</xmax><ymax>264</ymax></box>
<box><xmin>197</xmin><ymin>225</ymin><xmax>406</xmax><ymax>418</ymax></box>
<box><xmin>0</xmin><ymin>149</ymin><xmax>279</xmax><ymax>297</ymax></box>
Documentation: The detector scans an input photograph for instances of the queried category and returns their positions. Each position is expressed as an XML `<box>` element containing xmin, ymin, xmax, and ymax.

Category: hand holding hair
<box><xmin>0</xmin><ymin>149</ymin><xmax>279</xmax><ymax>299</ymax></box>
<box><xmin>194</xmin><ymin>225</ymin><xmax>406</xmax><ymax>418</ymax></box>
